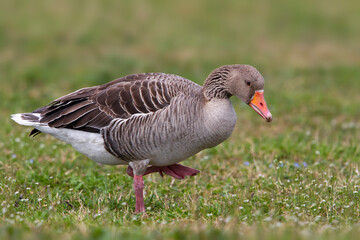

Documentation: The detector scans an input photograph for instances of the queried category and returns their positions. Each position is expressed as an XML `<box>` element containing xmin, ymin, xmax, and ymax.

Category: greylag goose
<box><xmin>11</xmin><ymin>64</ymin><xmax>272</xmax><ymax>213</ymax></box>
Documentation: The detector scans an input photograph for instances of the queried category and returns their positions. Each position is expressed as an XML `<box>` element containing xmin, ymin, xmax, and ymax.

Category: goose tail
<box><xmin>11</xmin><ymin>113</ymin><xmax>41</xmax><ymax>126</ymax></box>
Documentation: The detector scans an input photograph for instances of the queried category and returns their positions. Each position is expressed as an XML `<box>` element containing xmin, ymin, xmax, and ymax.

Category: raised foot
<box><xmin>127</xmin><ymin>163</ymin><xmax>200</xmax><ymax>179</ymax></box>
<box><xmin>129</xmin><ymin>163</ymin><xmax>199</xmax><ymax>214</ymax></box>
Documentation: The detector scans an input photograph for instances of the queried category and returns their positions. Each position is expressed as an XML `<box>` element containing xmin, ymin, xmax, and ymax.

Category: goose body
<box><xmin>11</xmin><ymin>64</ymin><xmax>272</xmax><ymax>213</ymax></box>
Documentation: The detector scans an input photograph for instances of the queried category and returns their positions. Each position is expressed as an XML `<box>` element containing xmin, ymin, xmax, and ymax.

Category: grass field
<box><xmin>1</xmin><ymin>0</ymin><xmax>360</xmax><ymax>239</ymax></box>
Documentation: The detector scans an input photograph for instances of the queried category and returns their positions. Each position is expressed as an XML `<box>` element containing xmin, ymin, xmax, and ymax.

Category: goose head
<box><xmin>203</xmin><ymin>64</ymin><xmax>273</xmax><ymax>122</ymax></box>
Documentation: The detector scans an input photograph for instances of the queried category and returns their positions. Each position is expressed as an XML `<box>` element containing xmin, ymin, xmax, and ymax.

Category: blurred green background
<box><xmin>1</xmin><ymin>0</ymin><xmax>360</xmax><ymax>239</ymax></box>
<box><xmin>1</xmin><ymin>0</ymin><xmax>360</xmax><ymax>133</ymax></box>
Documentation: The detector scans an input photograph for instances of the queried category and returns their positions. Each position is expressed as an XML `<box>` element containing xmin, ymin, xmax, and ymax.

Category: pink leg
<box><xmin>127</xmin><ymin>164</ymin><xmax>200</xmax><ymax>179</ymax></box>
<box><xmin>127</xmin><ymin>163</ymin><xmax>199</xmax><ymax>213</ymax></box>
<box><xmin>133</xmin><ymin>175</ymin><xmax>145</xmax><ymax>213</ymax></box>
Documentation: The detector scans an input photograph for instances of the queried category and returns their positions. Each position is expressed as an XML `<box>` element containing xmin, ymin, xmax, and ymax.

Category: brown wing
<box><xmin>31</xmin><ymin>73</ymin><xmax>200</xmax><ymax>135</ymax></box>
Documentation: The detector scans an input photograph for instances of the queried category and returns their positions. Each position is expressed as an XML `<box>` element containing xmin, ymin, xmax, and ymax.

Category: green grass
<box><xmin>1</xmin><ymin>0</ymin><xmax>360</xmax><ymax>239</ymax></box>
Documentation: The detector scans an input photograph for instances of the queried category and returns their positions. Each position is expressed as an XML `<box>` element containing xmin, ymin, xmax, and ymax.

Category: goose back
<box><xmin>31</xmin><ymin>73</ymin><xmax>201</xmax><ymax>135</ymax></box>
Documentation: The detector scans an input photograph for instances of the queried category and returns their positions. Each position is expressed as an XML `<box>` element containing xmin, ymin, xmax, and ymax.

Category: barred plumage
<box><xmin>11</xmin><ymin>64</ymin><xmax>272</xmax><ymax>213</ymax></box>
<box><xmin>32</xmin><ymin>73</ymin><xmax>200</xmax><ymax>135</ymax></box>
<box><xmin>12</xmin><ymin>64</ymin><xmax>271</xmax><ymax>165</ymax></box>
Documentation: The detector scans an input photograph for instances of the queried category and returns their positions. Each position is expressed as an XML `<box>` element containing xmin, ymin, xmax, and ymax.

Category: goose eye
<box><xmin>245</xmin><ymin>81</ymin><xmax>251</xmax><ymax>86</ymax></box>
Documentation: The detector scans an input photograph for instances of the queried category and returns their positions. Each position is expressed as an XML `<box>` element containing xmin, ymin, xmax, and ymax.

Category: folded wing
<box><xmin>31</xmin><ymin>73</ymin><xmax>201</xmax><ymax>135</ymax></box>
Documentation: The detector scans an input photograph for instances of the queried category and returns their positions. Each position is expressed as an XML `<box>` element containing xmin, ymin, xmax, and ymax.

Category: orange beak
<box><xmin>249</xmin><ymin>90</ymin><xmax>273</xmax><ymax>122</ymax></box>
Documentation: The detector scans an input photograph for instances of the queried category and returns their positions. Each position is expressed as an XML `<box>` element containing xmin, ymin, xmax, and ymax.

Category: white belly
<box><xmin>36</xmin><ymin>126</ymin><xmax>127</xmax><ymax>165</ymax></box>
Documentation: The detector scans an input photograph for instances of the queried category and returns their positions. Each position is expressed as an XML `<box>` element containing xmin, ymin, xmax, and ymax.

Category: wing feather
<box><xmin>31</xmin><ymin>73</ymin><xmax>201</xmax><ymax>134</ymax></box>
<box><xmin>71</xmin><ymin>108</ymin><xmax>101</xmax><ymax>128</ymax></box>
<box><xmin>49</xmin><ymin>104</ymin><xmax>98</xmax><ymax>128</ymax></box>
<box><xmin>40</xmin><ymin>100</ymin><xmax>92</xmax><ymax>123</ymax></box>
<box><xmin>140</xmin><ymin>83</ymin><xmax>157</xmax><ymax>111</ymax></box>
